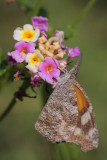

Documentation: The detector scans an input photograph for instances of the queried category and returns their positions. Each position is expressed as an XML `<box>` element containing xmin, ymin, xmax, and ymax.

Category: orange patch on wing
<box><xmin>74</xmin><ymin>85</ymin><xmax>88</xmax><ymax>112</ymax></box>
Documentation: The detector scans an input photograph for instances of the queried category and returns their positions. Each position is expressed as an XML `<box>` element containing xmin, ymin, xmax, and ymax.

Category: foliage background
<box><xmin>0</xmin><ymin>0</ymin><xmax>107</xmax><ymax>160</ymax></box>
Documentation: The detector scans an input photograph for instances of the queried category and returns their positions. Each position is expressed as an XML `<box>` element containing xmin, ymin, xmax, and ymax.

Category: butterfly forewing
<box><xmin>35</xmin><ymin>77</ymin><xmax>78</xmax><ymax>142</ymax></box>
<box><xmin>35</xmin><ymin>76</ymin><xmax>98</xmax><ymax>152</ymax></box>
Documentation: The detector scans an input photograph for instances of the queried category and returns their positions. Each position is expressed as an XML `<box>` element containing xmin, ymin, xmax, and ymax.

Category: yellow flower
<box><xmin>13</xmin><ymin>24</ymin><xmax>40</xmax><ymax>42</ymax></box>
<box><xmin>25</xmin><ymin>50</ymin><xmax>44</xmax><ymax>73</ymax></box>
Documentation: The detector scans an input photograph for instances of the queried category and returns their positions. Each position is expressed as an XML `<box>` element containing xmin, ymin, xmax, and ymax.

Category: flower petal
<box><xmin>23</xmin><ymin>24</ymin><xmax>33</xmax><ymax>30</ymax></box>
<box><xmin>13</xmin><ymin>28</ymin><xmax>22</xmax><ymax>41</ymax></box>
<box><xmin>8</xmin><ymin>52</ymin><xmax>18</xmax><ymax>65</ymax></box>
<box><xmin>38</xmin><ymin>62</ymin><xmax>47</xmax><ymax>72</ymax></box>
<box><xmin>55</xmin><ymin>29</ymin><xmax>64</xmax><ymax>43</ymax></box>
<box><xmin>31</xmin><ymin>28</ymin><xmax>40</xmax><ymax>42</ymax></box>
<box><xmin>26</xmin><ymin>64</ymin><xmax>38</xmax><ymax>73</ymax></box>
<box><xmin>30</xmin><ymin>73</ymin><xmax>42</xmax><ymax>86</ymax></box>
<box><xmin>11</xmin><ymin>50</ymin><xmax>22</xmax><ymax>63</ymax></box>
<box><xmin>25</xmin><ymin>53</ymin><xmax>32</xmax><ymax>63</ymax></box>
<box><xmin>32</xmin><ymin>16</ymin><xmax>49</xmax><ymax>32</ymax></box>
<box><xmin>27</xmin><ymin>42</ymin><xmax>35</xmax><ymax>53</ymax></box>
<box><xmin>51</xmin><ymin>68</ymin><xmax>60</xmax><ymax>78</ymax></box>
<box><xmin>38</xmin><ymin>57</ymin><xmax>60</xmax><ymax>85</ymax></box>
<box><xmin>14</xmin><ymin>41</ymin><xmax>35</xmax><ymax>54</ymax></box>
<box><xmin>36</xmin><ymin>49</ymin><xmax>44</xmax><ymax>61</ymax></box>
<box><xmin>39</xmin><ymin>72</ymin><xmax>53</xmax><ymax>83</ymax></box>
<box><xmin>15</xmin><ymin>41</ymin><xmax>26</xmax><ymax>50</ymax></box>
<box><xmin>44</xmin><ymin>57</ymin><xmax>59</xmax><ymax>68</ymax></box>
<box><xmin>68</xmin><ymin>46</ymin><xmax>80</xmax><ymax>58</ymax></box>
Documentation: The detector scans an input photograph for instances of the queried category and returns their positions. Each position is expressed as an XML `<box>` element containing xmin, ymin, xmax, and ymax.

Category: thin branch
<box><xmin>71</xmin><ymin>0</ymin><xmax>96</xmax><ymax>28</ymax></box>
<box><xmin>0</xmin><ymin>80</ymin><xmax>30</xmax><ymax>123</ymax></box>
<box><xmin>0</xmin><ymin>97</ymin><xmax>16</xmax><ymax>122</ymax></box>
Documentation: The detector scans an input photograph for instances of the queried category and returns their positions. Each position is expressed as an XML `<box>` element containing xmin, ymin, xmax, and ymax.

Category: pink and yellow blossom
<box><xmin>38</xmin><ymin>57</ymin><xmax>60</xmax><ymax>84</ymax></box>
<box><xmin>25</xmin><ymin>50</ymin><xmax>44</xmax><ymax>73</ymax></box>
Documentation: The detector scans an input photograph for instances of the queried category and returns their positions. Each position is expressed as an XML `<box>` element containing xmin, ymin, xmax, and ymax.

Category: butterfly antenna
<box><xmin>69</xmin><ymin>53</ymin><xmax>82</xmax><ymax>78</ymax></box>
<box><xmin>75</xmin><ymin>53</ymin><xmax>82</xmax><ymax>73</ymax></box>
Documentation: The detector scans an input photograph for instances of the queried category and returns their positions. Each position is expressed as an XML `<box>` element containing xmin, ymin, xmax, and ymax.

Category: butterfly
<box><xmin>35</xmin><ymin>55</ymin><xmax>99</xmax><ymax>152</ymax></box>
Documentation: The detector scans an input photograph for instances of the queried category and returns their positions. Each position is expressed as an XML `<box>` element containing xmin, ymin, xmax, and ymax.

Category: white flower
<box><xmin>25</xmin><ymin>49</ymin><xmax>44</xmax><ymax>73</ymax></box>
<box><xmin>13</xmin><ymin>24</ymin><xmax>40</xmax><ymax>42</ymax></box>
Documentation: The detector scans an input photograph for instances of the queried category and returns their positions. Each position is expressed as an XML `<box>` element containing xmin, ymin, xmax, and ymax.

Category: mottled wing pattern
<box><xmin>35</xmin><ymin>78</ymin><xmax>98</xmax><ymax>152</ymax></box>
<box><xmin>35</xmin><ymin>78</ymin><xmax>78</xmax><ymax>143</ymax></box>
<box><xmin>67</xmin><ymin>80</ymin><xmax>99</xmax><ymax>152</ymax></box>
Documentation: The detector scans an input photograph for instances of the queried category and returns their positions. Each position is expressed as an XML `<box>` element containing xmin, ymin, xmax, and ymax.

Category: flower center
<box><xmin>22</xmin><ymin>30</ymin><xmax>34</xmax><ymax>40</ymax></box>
<box><xmin>45</xmin><ymin>65</ymin><xmax>54</xmax><ymax>74</ymax></box>
<box><xmin>20</xmin><ymin>47</ymin><xmax>27</xmax><ymax>53</ymax></box>
<box><xmin>30</xmin><ymin>55</ymin><xmax>41</xmax><ymax>65</ymax></box>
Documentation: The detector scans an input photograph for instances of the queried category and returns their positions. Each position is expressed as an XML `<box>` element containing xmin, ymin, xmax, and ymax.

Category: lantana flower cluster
<box><xmin>8</xmin><ymin>16</ymin><xmax>80</xmax><ymax>88</ymax></box>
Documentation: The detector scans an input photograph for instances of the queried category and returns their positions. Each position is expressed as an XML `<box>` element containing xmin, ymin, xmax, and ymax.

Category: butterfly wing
<box><xmin>67</xmin><ymin>80</ymin><xmax>99</xmax><ymax>152</ymax></box>
<box><xmin>35</xmin><ymin>78</ymin><xmax>98</xmax><ymax>152</ymax></box>
<box><xmin>35</xmin><ymin>77</ymin><xmax>78</xmax><ymax>142</ymax></box>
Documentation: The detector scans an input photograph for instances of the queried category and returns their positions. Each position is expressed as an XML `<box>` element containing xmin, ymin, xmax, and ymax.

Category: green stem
<box><xmin>32</xmin><ymin>0</ymin><xmax>43</xmax><ymax>17</ymax></box>
<box><xmin>0</xmin><ymin>97</ymin><xmax>16</xmax><ymax>122</ymax></box>
<box><xmin>71</xmin><ymin>0</ymin><xmax>96</xmax><ymax>28</ymax></box>
<box><xmin>0</xmin><ymin>80</ymin><xmax>30</xmax><ymax>123</ymax></box>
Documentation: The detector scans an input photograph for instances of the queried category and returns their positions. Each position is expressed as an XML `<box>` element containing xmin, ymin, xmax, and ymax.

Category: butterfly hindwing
<box><xmin>68</xmin><ymin>81</ymin><xmax>99</xmax><ymax>152</ymax></box>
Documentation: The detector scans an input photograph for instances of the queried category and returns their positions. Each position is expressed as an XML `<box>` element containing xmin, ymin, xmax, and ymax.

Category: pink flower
<box><xmin>68</xmin><ymin>47</ymin><xmax>80</xmax><ymax>58</ymax></box>
<box><xmin>8</xmin><ymin>50</ymin><xmax>24</xmax><ymax>65</ymax></box>
<box><xmin>30</xmin><ymin>73</ymin><xmax>42</xmax><ymax>87</ymax></box>
<box><xmin>38</xmin><ymin>57</ymin><xmax>60</xmax><ymax>84</ymax></box>
<box><xmin>8</xmin><ymin>41</ymin><xmax>36</xmax><ymax>65</ymax></box>
<box><xmin>32</xmin><ymin>16</ymin><xmax>49</xmax><ymax>32</ymax></box>
<box><xmin>15</xmin><ymin>41</ymin><xmax>35</xmax><ymax>54</ymax></box>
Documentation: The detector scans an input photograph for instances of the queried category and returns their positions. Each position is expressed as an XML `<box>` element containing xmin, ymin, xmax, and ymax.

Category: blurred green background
<box><xmin>0</xmin><ymin>0</ymin><xmax>107</xmax><ymax>160</ymax></box>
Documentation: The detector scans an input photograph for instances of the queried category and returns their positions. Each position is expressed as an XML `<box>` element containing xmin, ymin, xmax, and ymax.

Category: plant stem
<box><xmin>71</xmin><ymin>0</ymin><xmax>96</xmax><ymax>28</ymax></box>
<box><xmin>32</xmin><ymin>0</ymin><xmax>43</xmax><ymax>17</ymax></box>
<box><xmin>0</xmin><ymin>97</ymin><xmax>16</xmax><ymax>122</ymax></box>
<box><xmin>0</xmin><ymin>80</ymin><xmax>30</xmax><ymax>123</ymax></box>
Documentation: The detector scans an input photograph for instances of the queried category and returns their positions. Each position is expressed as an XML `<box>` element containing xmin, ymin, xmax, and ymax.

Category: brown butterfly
<box><xmin>35</xmin><ymin>55</ymin><xmax>99</xmax><ymax>152</ymax></box>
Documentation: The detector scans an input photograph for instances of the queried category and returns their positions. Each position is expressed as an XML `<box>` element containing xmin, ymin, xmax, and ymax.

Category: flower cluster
<box><xmin>8</xmin><ymin>16</ymin><xmax>80</xmax><ymax>88</ymax></box>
